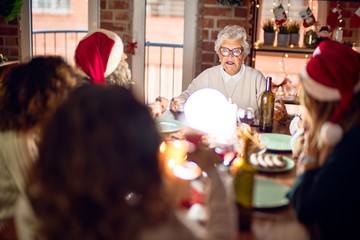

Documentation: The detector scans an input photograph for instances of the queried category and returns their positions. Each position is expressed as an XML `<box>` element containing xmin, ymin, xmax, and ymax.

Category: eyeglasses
<box><xmin>219</xmin><ymin>47</ymin><xmax>243</xmax><ymax>57</ymax></box>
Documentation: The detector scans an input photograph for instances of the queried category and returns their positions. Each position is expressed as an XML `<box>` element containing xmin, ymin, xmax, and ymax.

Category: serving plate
<box><xmin>253</xmin><ymin>177</ymin><xmax>290</xmax><ymax>209</ymax></box>
<box><xmin>155</xmin><ymin>118</ymin><xmax>184</xmax><ymax>133</ymax></box>
<box><xmin>252</xmin><ymin>154</ymin><xmax>295</xmax><ymax>173</ymax></box>
<box><xmin>259</xmin><ymin>133</ymin><xmax>292</xmax><ymax>151</ymax></box>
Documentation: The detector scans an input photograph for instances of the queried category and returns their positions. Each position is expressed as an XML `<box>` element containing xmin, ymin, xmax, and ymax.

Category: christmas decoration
<box><xmin>327</xmin><ymin>6</ymin><xmax>342</xmax><ymax>29</ymax></box>
<box><xmin>273</xmin><ymin>4</ymin><xmax>287</xmax><ymax>26</ymax></box>
<box><xmin>350</xmin><ymin>7</ymin><xmax>360</xmax><ymax>28</ymax></box>
<box><xmin>0</xmin><ymin>0</ymin><xmax>23</xmax><ymax>22</ymax></box>
<box><xmin>0</xmin><ymin>54</ymin><xmax>8</xmax><ymax>63</ymax></box>
<box><xmin>315</xmin><ymin>26</ymin><xmax>331</xmax><ymax>48</ymax></box>
<box><xmin>299</xmin><ymin>7</ymin><xmax>316</xmax><ymax>28</ymax></box>
<box><xmin>126</xmin><ymin>41</ymin><xmax>138</xmax><ymax>55</ymax></box>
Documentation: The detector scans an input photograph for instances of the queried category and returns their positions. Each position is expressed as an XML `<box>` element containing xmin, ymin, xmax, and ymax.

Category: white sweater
<box><xmin>0</xmin><ymin>131</ymin><xmax>37</xmax><ymax>221</ymax></box>
<box><xmin>178</xmin><ymin>65</ymin><xmax>266</xmax><ymax>112</ymax></box>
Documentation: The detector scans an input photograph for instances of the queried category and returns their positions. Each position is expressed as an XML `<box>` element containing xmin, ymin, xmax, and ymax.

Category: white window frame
<box><xmin>20</xmin><ymin>1</ymin><xmax>99</xmax><ymax>62</ymax></box>
<box><xmin>132</xmin><ymin>0</ymin><xmax>197</xmax><ymax>102</ymax></box>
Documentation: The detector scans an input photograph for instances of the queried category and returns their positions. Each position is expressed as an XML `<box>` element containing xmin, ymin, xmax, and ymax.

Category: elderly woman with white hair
<box><xmin>151</xmin><ymin>25</ymin><xmax>287</xmax><ymax>122</ymax></box>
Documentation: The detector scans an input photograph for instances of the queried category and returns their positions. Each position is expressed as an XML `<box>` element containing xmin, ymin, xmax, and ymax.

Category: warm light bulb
<box><xmin>184</xmin><ymin>88</ymin><xmax>237</xmax><ymax>144</ymax></box>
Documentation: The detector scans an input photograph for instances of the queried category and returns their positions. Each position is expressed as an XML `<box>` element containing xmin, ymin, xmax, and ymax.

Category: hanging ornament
<box><xmin>350</xmin><ymin>7</ymin><xmax>360</xmax><ymax>28</ymax></box>
<box><xmin>273</xmin><ymin>4</ymin><xmax>287</xmax><ymax>26</ymax></box>
<box><xmin>327</xmin><ymin>6</ymin><xmax>342</xmax><ymax>29</ymax></box>
<box><xmin>299</xmin><ymin>7</ymin><xmax>316</xmax><ymax>28</ymax></box>
<box><xmin>126</xmin><ymin>32</ymin><xmax>138</xmax><ymax>55</ymax></box>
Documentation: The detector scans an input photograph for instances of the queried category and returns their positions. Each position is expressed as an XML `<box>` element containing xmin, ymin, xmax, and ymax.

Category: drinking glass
<box><xmin>237</xmin><ymin>107</ymin><xmax>255</xmax><ymax>126</ymax></box>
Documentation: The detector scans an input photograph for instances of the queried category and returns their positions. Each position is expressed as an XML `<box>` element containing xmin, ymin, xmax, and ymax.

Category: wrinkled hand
<box><xmin>148</xmin><ymin>102</ymin><xmax>162</xmax><ymax>118</ymax></box>
<box><xmin>274</xmin><ymin>98</ymin><xmax>288</xmax><ymax>123</ymax></box>
<box><xmin>170</xmin><ymin>97</ymin><xmax>185</xmax><ymax>112</ymax></box>
<box><xmin>148</xmin><ymin>96</ymin><xmax>170</xmax><ymax>118</ymax></box>
<box><xmin>155</xmin><ymin>96</ymin><xmax>170</xmax><ymax>113</ymax></box>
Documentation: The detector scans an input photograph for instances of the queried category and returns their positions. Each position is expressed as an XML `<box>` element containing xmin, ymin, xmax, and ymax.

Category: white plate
<box><xmin>156</xmin><ymin>118</ymin><xmax>183</xmax><ymax>133</ymax></box>
<box><xmin>260</xmin><ymin>133</ymin><xmax>292</xmax><ymax>151</ymax></box>
<box><xmin>252</xmin><ymin>154</ymin><xmax>295</xmax><ymax>173</ymax></box>
<box><xmin>253</xmin><ymin>178</ymin><xmax>290</xmax><ymax>208</ymax></box>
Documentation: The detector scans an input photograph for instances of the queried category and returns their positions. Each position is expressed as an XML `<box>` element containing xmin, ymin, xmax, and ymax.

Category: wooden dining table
<box><xmin>160</xmin><ymin>110</ymin><xmax>310</xmax><ymax>240</ymax></box>
<box><xmin>236</xmin><ymin>121</ymin><xmax>309</xmax><ymax>240</ymax></box>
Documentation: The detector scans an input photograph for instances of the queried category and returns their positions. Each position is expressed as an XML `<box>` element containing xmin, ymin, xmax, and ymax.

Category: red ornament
<box><xmin>126</xmin><ymin>41</ymin><xmax>138</xmax><ymax>55</ymax></box>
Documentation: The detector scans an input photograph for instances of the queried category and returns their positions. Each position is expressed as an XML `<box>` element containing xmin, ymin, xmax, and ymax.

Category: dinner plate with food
<box><xmin>249</xmin><ymin>153</ymin><xmax>295</xmax><ymax>173</ymax></box>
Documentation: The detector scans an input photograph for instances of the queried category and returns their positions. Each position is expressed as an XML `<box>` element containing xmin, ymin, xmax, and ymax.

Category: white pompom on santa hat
<box><xmin>300</xmin><ymin>40</ymin><xmax>360</xmax><ymax>146</ymax></box>
<box><xmin>75</xmin><ymin>29</ymin><xmax>124</xmax><ymax>85</ymax></box>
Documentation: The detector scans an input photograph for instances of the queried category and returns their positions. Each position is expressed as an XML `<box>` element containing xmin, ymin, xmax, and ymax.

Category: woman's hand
<box><xmin>148</xmin><ymin>96</ymin><xmax>170</xmax><ymax>118</ymax></box>
<box><xmin>170</xmin><ymin>97</ymin><xmax>185</xmax><ymax>112</ymax></box>
<box><xmin>148</xmin><ymin>102</ymin><xmax>162</xmax><ymax>118</ymax></box>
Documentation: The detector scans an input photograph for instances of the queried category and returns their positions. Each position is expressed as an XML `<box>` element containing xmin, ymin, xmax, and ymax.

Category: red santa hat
<box><xmin>75</xmin><ymin>29</ymin><xmax>124</xmax><ymax>85</ymax></box>
<box><xmin>300</xmin><ymin>40</ymin><xmax>360</xmax><ymax>146</ymax></box>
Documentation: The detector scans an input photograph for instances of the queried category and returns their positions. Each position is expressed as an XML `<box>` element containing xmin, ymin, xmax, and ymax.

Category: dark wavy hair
<box><xmin>0</xmin><ymin>56</ymin><xmax>77</xmax><ymax>132</ymax></box>
<box><xmin>26</xmin><ymin>85</ymin><xmax>169</xmax><ymax>239</ymax></box>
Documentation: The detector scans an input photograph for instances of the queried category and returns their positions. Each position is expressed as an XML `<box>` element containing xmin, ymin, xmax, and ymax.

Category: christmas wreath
<box><xmin>0</xmin><ymin>0</ymin><xmax>23</xmax><ymax>22</ymax></box>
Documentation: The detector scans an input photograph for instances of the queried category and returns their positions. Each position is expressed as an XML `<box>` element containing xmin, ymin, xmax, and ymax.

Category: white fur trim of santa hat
<box><xmin>319</xmin><ymin>122</ymin><xmax>343</xmax><ymax>147</ymax></box>
<box><xmin>300</xmin><ymin>40</ymin><xmax>360</xmax><ymax>146</ymax></box>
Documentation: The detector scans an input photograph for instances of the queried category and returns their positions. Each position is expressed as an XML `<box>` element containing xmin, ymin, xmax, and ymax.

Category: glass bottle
<box><xmin>259</xmin><ymin>76</ymin><xmax>275</xmax><ymax>133</ymax></box>
<box><xmin>232</xmin><ymin>135</ymin><xmax>255</xmax><ymax>231</ymax></box>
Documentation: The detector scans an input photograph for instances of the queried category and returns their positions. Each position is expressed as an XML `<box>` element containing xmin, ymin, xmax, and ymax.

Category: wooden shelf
<box><xmin>0</xmin><ymin>60</ymin><xmax>20</xmax><ymax>68</ymax></box>
<box><xmin>253</xmin><ymin>45</ymin><xmax>314</xmax><ymax>54</ymax></box>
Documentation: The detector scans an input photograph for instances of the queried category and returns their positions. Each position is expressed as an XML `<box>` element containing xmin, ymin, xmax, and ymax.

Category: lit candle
<box><xmin>158</xmin><ymin>140</ymin><xmax>201</xmax><ymax>180</ymax></box>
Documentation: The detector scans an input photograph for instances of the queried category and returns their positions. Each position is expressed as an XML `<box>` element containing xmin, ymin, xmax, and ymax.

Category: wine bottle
<box><xmin>232</xmin><ymin>136</ymin><xmax>255</xmax><ymax>231</ymax></box>
<box><xmin>259</xmin><ymin>76</ymin><xmax>275</xmax><ymax>132</ymax></box>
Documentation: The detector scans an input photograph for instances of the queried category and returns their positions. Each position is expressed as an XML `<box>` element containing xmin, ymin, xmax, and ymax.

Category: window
<box><xmin>32</xmin><ymin>0</ymin><xmax>71</xmax><ymax>14</ymax></box>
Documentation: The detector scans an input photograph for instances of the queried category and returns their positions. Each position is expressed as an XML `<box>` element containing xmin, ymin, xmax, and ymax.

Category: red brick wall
<box><xmin>195</xmin><ymin>0</ymin><xmax>253</xmax><ymax>76</ymax></box>
<box><xmin>0</xmin><ymin>18</ymin><xmax>20</xmax><ymax>60</ymax></box>
<box><xmin>100</xmin><ymin>0</ymin><xmax>134</xmax><ymax>63</ymax></box>
<box><xmin>1</xmin><ymin>0</ymin><xmax>358</xmax><ymax>70</ymax></box>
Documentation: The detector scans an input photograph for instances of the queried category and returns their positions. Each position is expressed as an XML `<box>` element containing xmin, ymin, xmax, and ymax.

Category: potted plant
<box><xmin>262</xmin><ymin>20</ymin><xmax>275</xmax><ymax>45</ymax></box>
<box><xmin>288</xmin><ymin>21</ymin><xmax>301</xmax><ymax>46</ymax></box>
<box><xmin>0</xmin><ymin>0</ymin><xmax>23</xmax><ymax>22</ymax></box>
<box><xmin>277</xmin><ymin>24</ymin><xmax>290</xmax><ymax>47</ymax></box>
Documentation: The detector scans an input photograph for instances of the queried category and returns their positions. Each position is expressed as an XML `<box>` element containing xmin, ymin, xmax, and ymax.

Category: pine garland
<box><xmin>0</xmin><ymin>0</ymin><xmax>23</xmax><ymax>22</ymax></box>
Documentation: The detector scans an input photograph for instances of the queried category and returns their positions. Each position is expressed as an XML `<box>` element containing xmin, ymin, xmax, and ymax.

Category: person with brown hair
<box><xmin>0</xmin><ymin>56</ymin><xmax>78</xmax><ymax>238</ymax></box>
<box><xmin>16</xmin><ymin>85</ymin><xmax>234</xmax><ymax>240</ymax></box>
<box><xmin>287</xmin><ymin>40</ymin><xmax>360</xmax><ymax>239</ymax></box>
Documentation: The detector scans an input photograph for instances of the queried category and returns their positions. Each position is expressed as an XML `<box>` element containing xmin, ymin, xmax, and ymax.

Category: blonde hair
<box><xmin>301</xmin><ymin>87</ymin><xmax>360</xmax><ymax>161</ymax></box>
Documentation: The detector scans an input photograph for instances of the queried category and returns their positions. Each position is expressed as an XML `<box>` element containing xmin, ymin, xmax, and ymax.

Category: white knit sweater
<box><xmin>0</xmin><ymin>131</ymin><xmax>37</xmax><ymax>221</ymax></box>
<box><xmin>178</xmin><ymin>65</ymin><xmax>266</xmax><ymax>112</ymax></box>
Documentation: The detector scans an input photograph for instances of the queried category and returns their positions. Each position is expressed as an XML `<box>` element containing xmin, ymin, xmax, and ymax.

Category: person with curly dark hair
<box><xmin>0</xmin><ymin>56</ymin><xmax>78</xmax><ymax>238</ymax></box>
<box><xmin>16</xmin><ymin>85</ymin><xmax>234</xmax><ymax>240</ymax></box>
